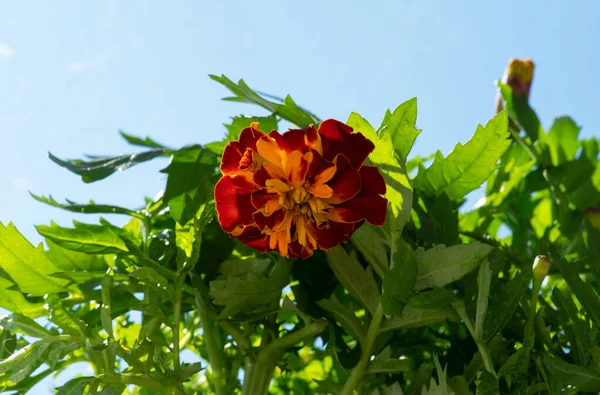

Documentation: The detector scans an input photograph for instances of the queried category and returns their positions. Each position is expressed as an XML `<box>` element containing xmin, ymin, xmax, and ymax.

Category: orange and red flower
<box><xmin>214</xmin><ymin>119</ymin><xmax>388</xmax><ymax>258</ymax></box>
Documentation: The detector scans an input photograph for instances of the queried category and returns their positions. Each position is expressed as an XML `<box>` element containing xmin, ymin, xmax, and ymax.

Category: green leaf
<box><xmin>0</xmin><ymin>341</ymin><xmax>50</xmax><ymax>383</ymax></box>
<box><xmin>30</xmin><ymin>193</ymin><xmax>143</xmax><ymax>219</ymax></box>
<box><xmin>540</xmin><ymin>117</ymin><xmax>581</xmax><ymax>166</ymax></box>
<box><xmin>543</xmin><ymin>353</ymin><xmax>600</xmax><ymax>391</ymax></box>
<box><xmin>161</xmin><ymin>147</ymin><xmax>219</xmax><ymax>225</ymax></box>
<box><xmin>0</xmin><ymin>277</ymin><xmax>45</xmax><ymax>317</ymax></box>
<box><xmin>497</xmin><ymin>80</ymin><xmax>543</xmax><ymax>140</ymax></box>
<box><xmin>36</xmin><ymin>220</ymin><xmax>131</xmax><ymax>254</ymax></box>
<box><xmin>351</xmin><ymin>224</ymin><xmax>389</xmax><ymax>274</ymax></box>
<box><xmin>483</xmin><ymin>267</ymin><xmax>530</xmax><ymax>342</ymax></box>
<box><xmin>45</xmin><ymin>239</ymin><xmax>107</xmax><ymax>272</ymax></box>
<box><xmin>326</xmin><ymin>246</ymin><xmax>380</xmax><ymax>315</ymax></box>
<box><xmin>317</xmin><ymin>297</ymin><xmax>366</xmax><ymax>346</ymax></box>
<box><xmin>380</xmin><ymin>306</ymin><xmax>458</xmax><ymax>332</ymax></box>
<box><xmin>45</xmin><ymin>294</ymin><xmax>88</xmax><ymax>337</ymax></box>
<box><xmin>347</xmin><ymin>112</ymin><xmax>413</xmax><ymax>233</ymax></box>
<box><xmin>552</xmin><ymin>252</ymin><xmax>600</xmax><ymax>327</ymax></box>
<box><xmin>210</xmin><ymin>74</ymin><xmax>319</xmax><ymax>127</ymax></box>
<box><xmin>475</xmin><ymin>370</ymin><xmax>499</xmax><ymax>395</ymax></box>
<box><xmin>408</xmin><ymin>288</ymin><xmax>460</xmax><ymax>309</ymax></box>
<box><xmin>497</xmin><ymin>348</ymin><xmax>527</xmax><ymax>378</ymax></box>
<box><xmin>552</xmin><ymin>288</ymin><xmax>592</xmax><ymax>366</ymax></box>
<box><xmin>366</xmin><ymin>358</ymin><xmax>412</xmax><ymax>374</ymax></box>
<box><xmin>48</xmin><ymin>148</ymin><xmax>168</xmax><ymax>183</ymax></box>
<box><xmin>379</xmin><ymin>98</ymin><xmax>421</xmax><ymax>161</ymax></box>
<box><xmin>119</xmin><ymin>131</ymin><xmax>166</xmax><ymax>149</ymax></box>
<box><xmin>0</xmin><ymin>314</ymin><xmax>51</xmax><ymax>339</ymax></box>
<box><xmin>414</xmin><ymin>242</ymin><xmax>493</xmax><ymax>291</ymax></box>
<box><xmin>381</xmin><ymin>238</ymin><xmax>418</xmax><ymax>316</ymax></box>
<box><xmin>474</xmin><ymin>260</ymin><xmax>492</xmax><ymax>341</ymax></box>
<box><xmin>175</xmin><ymin>203</ymin><xmax>213</xmax><ymax>272</ymax></box>
<box><xmin>414</xmin><ymin>112</ymin><xmax>511</xmax><ymax>200</ymax></box>
<box><xmin>209</xmin><ymin>259</ymin><xmax>289</xmax><ymax>318</ymax></box>
<box><xmin>54</xmin><ymin>377</ymin><xmax>94</xmax><ymax>395</ymax></box>
<box><xmin>0</xmin><ymin>222</ymin><xmax>69</xmax><ymax>296</ymax></box>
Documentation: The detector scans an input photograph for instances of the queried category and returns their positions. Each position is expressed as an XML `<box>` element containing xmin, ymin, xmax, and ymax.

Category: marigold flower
<box><xmin>214</xmin><ymin>119</ymin><xmax>388</xmax><ymax>258</ymax></box>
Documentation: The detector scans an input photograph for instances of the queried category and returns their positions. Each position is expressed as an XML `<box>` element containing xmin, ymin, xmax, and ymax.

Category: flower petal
<box><xmin>323</xmin><ymin>166</ymin><xmax>361</xmax><ymax>205</ymax></box>
<box><xmin>236</xmin><ymin>225</ymin><xmax>269</xmax><ymax>253</ymax></box>
<box><xmin>318</xmin><ymin>119</ymin><xmax>375</xmax><ymax>168</ymax></box>
<box><xmin>270</xmin><ymin>125</ymin><xmax>323</xmax><ymax>156</ymax></box>
<box><xmin>251</xmin><ymin>190</ymin><xmax>281</xmax><ymax>214</ymax></box>
<box><xmin>307</xmin><ymin>221</ymin><xmax>355</xmax><ymax>250</ymax></box>
<box><xmin>359</xmin><ymin>165</ymin><xmax>387</xmax><ymax>195</ymax></box>
<box><xmin>256</xmin><ymin>135</ymin><xmax>284</xmax><ymax>170</ymax></box>
<box><xmin>215</xmin><ymin>175</ymin><xmax>258</xmax><ymax>233</ymax></box>
<box><xmin>284</xmin><ymin>150</ymin><xmax>309</xmax><ymax>188</ymax></box>
<box><xmin>326</xmin><ymin>194</ymin><xmax>388</xmax><ymax>226</ymax></box>
<box><xmin>220</xmin><ymin>125</ymin><xmax>264</xmax><ymax>175</ymax></box>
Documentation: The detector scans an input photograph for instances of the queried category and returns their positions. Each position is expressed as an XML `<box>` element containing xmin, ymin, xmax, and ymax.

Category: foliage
<box><xmin>0</xmin><ymin>69</ymin><xmax>599</xmax><ymax>395</ymax></box>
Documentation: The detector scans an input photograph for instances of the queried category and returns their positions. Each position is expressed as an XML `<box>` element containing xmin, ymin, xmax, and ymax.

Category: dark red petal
<box><xmin>215</xmin><ymin>176</ymin><xmax>257</xmax><ymax>233</ymax></box>
<box><xmin>305</xmin><ymin>149</ymin><xmax>323</xmax><ymax>180</ymax></box>
<box><xmin>236</xmin><ymin>225</ymin><xmax>269</xmax><ymax>253</ymax></box>
<box><xmin>359</xmin><ymin>166</ymin><xmax>387</xmax><ymax>195</ymax></box>
<box><xmin>220</xmin><ymin>126</ymin><xmax>264</xmax><ymax>175</ymax></box>
<box><xmin>308</xmin><ymin>221</ymin><xmax>355</xmax><ymax>250</ymax></box>
<box><xmin>327</xmin><ymin>194</ymin><xmax>388</xmax><ymax>226</ymax></box>
<box><xmin>321</xmin><ymin>132</ymin><xmax>375</xmax><ymax>168</ymax></box>
<box><xmin>318</xmin><ymin>119</ymin><xmax>353</xmax><ymax>140</ymax></box>
<box><xmin>251</xmin><ymin>190</ymin><xmax>279</xmax><ymax>210</ymax></box>
<box><xmin>269</xmin><ymin>125</ymin><xmax>320</xmax><ymax>154</ymax></box>
<box><xmin>323</xmin><ymin>165</ymin><xmax>361</xmax><ymax>205</ymax></box>
<box><xmin>253</xmin><ymin>209</ymin><xmax>285</xmax><ymax>232</ymax></box>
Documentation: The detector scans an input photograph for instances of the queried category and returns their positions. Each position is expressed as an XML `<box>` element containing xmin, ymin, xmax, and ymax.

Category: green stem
<box><xmin>194</xmin><ymin>289</ymin><xmax>227</xmax><ymax>395</ymax></box>
<box><xmin>220</xmin><ymin>320</ymin><xmax>252</xmax><ymax>352</ymax></box>
<box><xmin>243</xmin><ymin>319</ymin><xmax>326</xmax><ymax>395</ymax></box>
<box><xmin>340</xmin><ymin>303</ymin><xmax>384</xmax><ymax>395</ymax></box>
<box><xmin>172</xmin><ymin>274</ymin><xmax>186</xmax><ymax>371</ymax></box>
<box><xmin>454</xmin><ymin>303</ymin><xmax>496</xmax><ymax>376</ymax></box>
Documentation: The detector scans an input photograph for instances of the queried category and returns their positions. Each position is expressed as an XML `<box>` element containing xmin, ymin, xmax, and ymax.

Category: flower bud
<box><xmin>532</xmin><ymin>255</ymin><xmax>552</xmax><ymax>284</ymax></box>
<box><xmin>495</xmin><ymin>58</ymin><xmax>535</xmax><ymax>113</ymax></box>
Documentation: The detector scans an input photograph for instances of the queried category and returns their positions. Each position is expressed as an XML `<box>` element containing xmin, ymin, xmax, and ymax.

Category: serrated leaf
<box><xmin>120</xmin><ymin>131</ymin><xmax>166</xmax><ymax>149</ymax></box>
<box><xmin>382</xmin><ymin>238</ymin><xmax>418</xmax><ymax>316</ymax></box>
<box><xmin>209</xmin><ymin>260</ymin><xmax>289</xmax><ymax>318</ymax></box>
<box><xmin>475</xmin><ymin>370</ymin><xmax>498</xmax><ymax>395</ymax></box>
<box><xmin>414</xmin><ymin>112</ymin><xmax>510</xmax><ymax>200</ymax></box>
<box><xmin>415</xmin><ymin>243</ymin><xmax>493</xmax><ymax>291</ymax></box>
<box><xmin>347</xmin><ymin>112</ymin><xmax>414</xmax><ymax>234</ymax></box>
<box><xmin>30</xmin><ymin>193</ymin><xmax>143</xmax><ymax>219</ymax></box>
<box><xmin>351</xmin><ymin>223</ymin><xmax>389</xmax><ymax>274</ymax></box>
<box><xmin>540</xmin><ymin>116</ymin><xmax>581</xmax><ymax>166</ymax></box>
<box><xmin>0</xmin><ymin>342</ymin><xmax>49</xmax><ymax>378</ymax></box>
<box><xmin>175</xmin><ymin>203</ymin><xmax>213</xmax><ymax>272</ymax></box>
<box><xmin>326</xmin><ymin>246</ymin><xmax>380</xmax><ymax>314</ymax></box>
<box><xmin>36</xmin><ymin>220</ymin><xmax>130</xmax><ymax>255</ymax></box>
<box><xmin>474</xmin><ymin>260</ymin><xmax>492</xmax><ymax>341</ymax></box>
<box><xmin>380</xmin><ymin>306</ymin><xmax>458</xmax><ymax>332</ymax></box>
<box><xmin>317</xmin><ymin>298</ymin><xmax>366</xmax><ymax>345</ymax></box>
<box><xmin>543</xmin><ymin>353</ymin><xmax>600</xmax><ymax>391</ymax></box>
<box><xmin>48</xmin><ymin>148</ymin><xmax>168</xmax><ymax>183</ymax></box>
<box><xmin>54</xmin><ymin>377</ymin><xmax>94</xmax><ymax>395</ymax></box>
<box><xmin>497</xmin><ymin>81</ymin><xmax>543</xmax><ymax>140</ymax></box>
<box><xmin>0</xmin><ymin>314</ymin><xmax>51</xmax><ymax>339</ymax></box>
<box><xmin>379</xmin><ymin>98</ymin><xmax>421</xmax><ymax>161</ymax></box>
<box><xmin>0</xmin><ymin>222</ymin><xmax>69</xmax><ymax>296</ymax></box>
<box><xmin>0</xmin><ymin>277</ymin><xmax>45</xmax><ymax>317</ymax></box>
<box><xmin>483</xmin><ymin>267</ymin><xmax>530</xmax><ymax>342</ymax></box>
<box><xmin>45</xmin><ymin>239</ymin><xmax>107</xmax><ymax>272</ymax></box>
<box><xmin>408</xmin><ymin>288</ymin><xmax>460</xmax><ymax>309</ymax></box>
<box><xmin>210</xmin><ymin>74</ymin><xmax>319</xmax><ymax>127</ymax></box>
<box><xmin>552</xmin><ymin>252</ymin><xmax>600</xmax><ymax>327</ymax></box>
<box><xmin>161</xmin><ymin>147</ymin><xmax>218</xmax><ymax>225</ymax></box>
<box><xmin>366</xmin><ymin>358</ymin><xmax>412</xmax><ymax>374</ymax></box>
<box><xmin>45</xmin><ymin>295</ymin><xmax>88</xmax><ymax>337</ymax></box>
<box><xmin>552</xmin><ymin>288</ymin><xmax>592</xmax><ymax>366</ymax></box>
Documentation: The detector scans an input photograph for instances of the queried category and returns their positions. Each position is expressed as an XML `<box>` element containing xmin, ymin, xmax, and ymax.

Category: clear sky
<box><xmin>1</xmin><ymin>1</ymin><xmax>599</xmax><ymax>392</ymax></box>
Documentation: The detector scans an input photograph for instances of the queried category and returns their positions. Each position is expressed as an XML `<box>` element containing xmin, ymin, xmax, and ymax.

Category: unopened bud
<box><xmin>585</xmin><ymin>207</ymin><xmax>600</xmax><ymax>229</ymax></box>
<box><xmin>533</xmin><ymin>255</ymin><xmax>552</xmax><ymax>284</ymax></box>
<box><xmin>495</xmin><ymin>58</ymin><xmax>535</xmax><ymax>113</ymax></box>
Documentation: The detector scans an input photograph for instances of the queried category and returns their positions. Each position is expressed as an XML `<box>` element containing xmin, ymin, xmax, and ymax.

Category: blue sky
<box><xmin>1</xmin><ymin>0</ymin><xmax>599</xmax><ymax>392</ymax></box>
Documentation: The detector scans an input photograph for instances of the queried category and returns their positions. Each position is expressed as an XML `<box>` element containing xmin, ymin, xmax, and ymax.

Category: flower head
<box><xmin>214</xmin><ymin>119</ymin><xmax>388</xmax><ymax>258</ymax></box>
